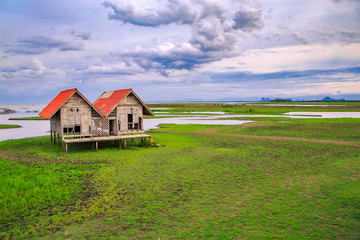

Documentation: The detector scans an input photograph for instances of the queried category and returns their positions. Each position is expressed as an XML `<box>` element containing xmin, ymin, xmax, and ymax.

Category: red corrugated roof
<box><xmin>39</xmin><ymin>88</ymin><xmax>76</xmax><ymax>119</ymax></box>
<box><xmin>93</xmin><ymin>89</ymin><xmax>132</xmax><ymax>116</ymax></box>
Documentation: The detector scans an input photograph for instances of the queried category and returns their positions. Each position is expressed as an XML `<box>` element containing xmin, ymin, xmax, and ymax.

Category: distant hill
<box><xmin>322</xmin><ymin>96</ymin><xmax>345</xmax><ymax>101</ymax></box>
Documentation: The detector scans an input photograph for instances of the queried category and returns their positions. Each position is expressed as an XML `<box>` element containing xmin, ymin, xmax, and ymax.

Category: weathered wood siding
<box><xmin>116</xmin><ymin>93</ymin><xmax>144</xmax><ymax>133</ymax></box>
<box><xmin>50</xmin><ymin>111</ymin><xmax>61</xmax><ymax>133</ymax></box>
<box><xmin>59</xmin><ymin>93</ymin><xmax>91</xmax><ymax>134</ymax></box>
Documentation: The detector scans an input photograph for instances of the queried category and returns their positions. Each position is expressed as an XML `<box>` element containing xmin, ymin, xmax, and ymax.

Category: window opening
<box><xmin>74</xmin><ymin>125</ymin><xmax>81</xmax><ymax>133</ymax></box>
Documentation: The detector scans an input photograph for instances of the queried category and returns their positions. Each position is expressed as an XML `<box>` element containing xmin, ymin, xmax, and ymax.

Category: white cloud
<box><xmin>1</xmin><ymin>0</ymin><xmax>360</xmax><ymax>101</ymax></box>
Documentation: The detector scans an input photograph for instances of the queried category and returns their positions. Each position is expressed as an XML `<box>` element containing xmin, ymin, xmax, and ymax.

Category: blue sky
<box><xmin>1</xmin><ymin>0</ymin><xmax>360</xmax><ymax>103</ymax></box>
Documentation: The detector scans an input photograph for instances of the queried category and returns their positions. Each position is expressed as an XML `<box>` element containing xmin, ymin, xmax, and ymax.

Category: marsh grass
<box><xmin>0</xmin><ymin>118</ymin><xmax>359</xmax><ymax>239</ymax></box>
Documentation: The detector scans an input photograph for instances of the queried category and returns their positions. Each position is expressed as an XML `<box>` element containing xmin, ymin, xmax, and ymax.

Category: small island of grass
<box><xmin>8</xmin><ymin>116</ymin><xmax>46</xmax><ymax>120</ymax></box>
<box><xmin>0</xmin><ymin>124</ymin><xmax>21</xmax><ymax>129</ymax></box>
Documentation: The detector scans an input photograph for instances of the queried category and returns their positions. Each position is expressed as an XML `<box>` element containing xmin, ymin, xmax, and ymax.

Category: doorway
<box><xmin>109</xmin><ymin>120</ymin><xmax>116</xmax><ymax>135</ymax></box>
<box><xmin>128</xmin><ymin>114</ymin><xmax>133</xmax><ymax>129</ymax></box>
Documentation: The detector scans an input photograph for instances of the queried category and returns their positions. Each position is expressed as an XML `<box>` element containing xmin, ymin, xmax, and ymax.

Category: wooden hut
<box><xmin>39</xmin><ymin>88</ymin><xmax>154</xmax><ymax>153</ymax></box>
<box><xmin>93</xmin><ymin>89</ymin><xmax>154</xmax><ymax>135</ymax></box>
<box><xmin>39</xmin><ymin>88</ymin><xmax>104</xmax><ymax>140</ymax></box>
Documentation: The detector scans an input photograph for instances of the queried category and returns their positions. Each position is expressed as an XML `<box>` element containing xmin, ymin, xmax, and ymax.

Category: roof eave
<box><xmin>42</xmin><ymin>89</ymin><xmax>105</xmax><ymax>119</ymax></box>
<box><xmin>129</xmin><ymin>90</ymin><xmax>155</xmax><ymax>116</ymax></box>
<box><xmin>46</xmin><ymin>90</ymin><xmax>77</xmax><ymax>119</ymax></box>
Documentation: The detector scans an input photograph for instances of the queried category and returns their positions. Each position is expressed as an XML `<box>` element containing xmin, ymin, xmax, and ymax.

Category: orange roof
<box><xmin>39</xmin><ymin>88</ymin><xmax>104</xmax><ymax>119</ymax></box>
<box><xmin>93</xmin><ymin>89</ymin><xmax>132</xmax><ymax>116</ymax></box>
<box><xmin>93</xmin><ymin>89</ymin><xmax>154</xmax><ymax>117</ymax></box>
<box><xmin>39</xmin><ymin>88</ymin><xmax>77</xmax><ymax>119</ymax></box>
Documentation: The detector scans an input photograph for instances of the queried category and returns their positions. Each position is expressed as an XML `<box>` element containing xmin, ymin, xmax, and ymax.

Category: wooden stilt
<box><xmin>50</xmin><ymin>130</ymin><xmax>53</xmax><ymax>142</ymax></box>
<box><xmin>149</xmin><ymin>137</ymin><xmax>152</xmax><ymax>147</ymax></box>
<box><xmin>124</xmin><ymin>139</ymin><xmax>127</xmax><ymax>149</ymax></box>
<box><xmin>54</xmin><ymin>132</ymin><xmax>57</xmax><ymax>144</ymax></box>
<box><xmin>57</xmin><ymin>133</ymin><xmax>60</xmax><ymax>146</ymax></box>
<box><xmin>95</xmin><ymin>141</ymin><xmax>98</xmax><ymax>152</ymax></box>
<box><xmin>65</xmin><ymin>143</ymin><xmax>68</xmax><ymax>154</ymax></box>
<box><xmin>118</xmin><ymin>140</ymin><xmax>122</xmax><ymax>149</ymax></box>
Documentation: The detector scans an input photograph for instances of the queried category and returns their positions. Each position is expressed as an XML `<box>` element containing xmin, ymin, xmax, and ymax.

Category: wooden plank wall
<box><xmin>60</xmin><ymin>93</ymin><xmax>92</xmax><ymax>135</ymax></box>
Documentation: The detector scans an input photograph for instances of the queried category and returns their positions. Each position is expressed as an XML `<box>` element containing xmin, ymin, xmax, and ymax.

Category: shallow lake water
<box><xmin>0</xmin><ymin>105</ymin><xmax>252</xmax><ymax>141</ymax></box>
<box><xmin>0</xmin><ymin>104</ymin><xmax>359</xmax><ymax>142</ymax></box>
<box><xmin>284</xmin><ymin>112</ymin><xmax>360</xmax><ymax>118</ymax></box>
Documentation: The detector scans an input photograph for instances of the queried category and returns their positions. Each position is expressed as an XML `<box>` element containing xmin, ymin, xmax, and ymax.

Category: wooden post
<box><xmin>65</xmin><ymin>143</ymin><xmax>68</xmax><ymax>154</ymax></box>
<box><xmin>57</xmin><ymin>133</ymin><xmax>60</xmax><ymax>146</ymax></box>
<box><xmin>54</xmin><ymin>131</ymin><xmax>57</xmax><ymax>144</ymax></box>
<box><xmin>118</xmin><ymin>139</ymin><xmax>122</xmax><ymax>149</ymax></box>
<box><xmin>149</xmin><ymin>137</ymin><xmax>152</xmax><ymax>147</ymax></box>
<box><xmin>50</xmin><ymin>130</ymin><xmax>53</xmax><ymax>142</ymax></box>
<box><xmin>124</xmin><ymin>139</ymin><xmax>127</xmax><ymax>149</ymax></box>
<box><xmin>62</xmin><ymin>142</ymin><xmax>65</xmax><ymax>152</ymax></box>
<box><xmin>95</xmin><ymin>141</ymin><xmax>98</xmax><ymax>152</ymax></box>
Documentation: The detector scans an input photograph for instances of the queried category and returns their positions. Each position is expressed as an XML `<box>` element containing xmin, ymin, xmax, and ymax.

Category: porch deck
<box><xmin>61</xmin><ymin>134</ymin><xmax>152</xmax><ymax>154</ymax></box>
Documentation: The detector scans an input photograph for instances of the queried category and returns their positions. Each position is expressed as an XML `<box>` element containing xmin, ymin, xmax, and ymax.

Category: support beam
<box><xmin>65</xmin><ymin>143</ymin><xmax>68</xmax><ymax>154</ymax></box>
<box><xmin>54</xmin><ymin>132</ymin><xmax>57</xmax><ymax>144</ymax></box>
<box><xmin>118</xmin><ymin>140</ymin><xmax>122</xmax><ymax>149</ymax></box>
<box><xmin>50</xmin><ymin>130</ymin><xmax>53</xmax><ymax>142</ymax></box>
<box><xmin>95</xmin><ymin>141</ymin><xmax>98</xmax><ymax>152</ymax></box>
<box><xmin>124</xmin><ymin>139</ymin><xmax>127</xmax><ymax>149</ymax></box>
<box><xmin>149</xmin><ymin>137</ymin><xmax>152</xmax><ymax>147</ymax></box>
<box><xmin>57</xmin><ymin>133</ymin><xmax>60</xmax><ymax>146</ymax></box>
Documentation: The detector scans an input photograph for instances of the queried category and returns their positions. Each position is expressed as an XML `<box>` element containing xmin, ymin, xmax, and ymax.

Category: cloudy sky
<box><xmin>1</xmin><ymin>0</ymin><xmax>360</xmax><ymax>103</ymax></box>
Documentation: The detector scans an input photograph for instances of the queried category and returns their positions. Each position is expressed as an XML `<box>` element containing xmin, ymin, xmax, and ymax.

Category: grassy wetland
<box><xmin>0</xmin><ymin>103</ymin><xmax>359</xmax><ymax>239</ymax></box>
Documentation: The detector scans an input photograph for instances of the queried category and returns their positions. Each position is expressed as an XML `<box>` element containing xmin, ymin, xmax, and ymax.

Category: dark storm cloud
<box><xmin>5</xmin><ymin>36</ymin><xmax>83</xmax><ymax>55</ymax></box>
<box><xmin>232</xmin><ymin>7</ymin><xmax>264</xmax><ymax>32</ymax></box>
<box><xmin>113</xmin><ymin>43</ymin><xmax>226</xmax><ymax>76</ymax></box>
<box><xmin>190</xmin><ymin>18</ymin><xmax>238</xmax><ymax>52</ymax></box>
<box><xmin>103</xmin><ymin>0</ymin><xmax>197</xmax><ymax>27</ymax></box>
<box><xmin>104</xmin><ymin>0</ymin><xmax>264</xmax><ymax>74</ymax></box>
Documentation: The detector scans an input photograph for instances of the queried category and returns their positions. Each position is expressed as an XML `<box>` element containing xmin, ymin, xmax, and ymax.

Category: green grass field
<box><xmin>0</xmin><ymin>104</ymin><xmax>359</xmax><ymax>239</ymax></box>
<box><xmin>219</xmin><ymin>118</ymin><xmax>360</xmax><ymax>142</ymax></box>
